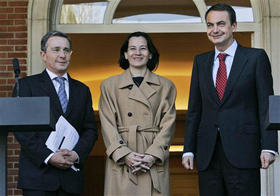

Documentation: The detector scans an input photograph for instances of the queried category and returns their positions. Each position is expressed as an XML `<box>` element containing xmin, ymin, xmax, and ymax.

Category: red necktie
<box><xmin>216</xmin><ymin>53</ymin><xmax>228</xmax><ymax>100</ymax></box>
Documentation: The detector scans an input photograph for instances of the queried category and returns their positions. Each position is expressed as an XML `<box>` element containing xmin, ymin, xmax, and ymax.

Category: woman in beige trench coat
<box><xmin>99</xmin><ymin>32</ymin><xmax>176</xmax><ymax>196</ymax></box>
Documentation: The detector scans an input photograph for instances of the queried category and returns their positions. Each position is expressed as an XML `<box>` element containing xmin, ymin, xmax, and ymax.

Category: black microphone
<box><xmin>12</xmin><ymin>58</ymin><xmax>20</xmax><ymax>97</ymax></box>
<box><xmin>12</xmin><ymin>58</ymin><xmax>20</xmax><ymax>78</ymax></box>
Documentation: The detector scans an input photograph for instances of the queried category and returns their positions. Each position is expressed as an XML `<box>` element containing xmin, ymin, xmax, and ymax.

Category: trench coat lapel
<box><xmin>118</xmin><ymin>69</ymin><xmax>158</xmax><ymax>108</ymax></box>
<box><xmin>140</xmin><ymin>70</ymin><xmax>159</xmax><ymax>100</ymax></box>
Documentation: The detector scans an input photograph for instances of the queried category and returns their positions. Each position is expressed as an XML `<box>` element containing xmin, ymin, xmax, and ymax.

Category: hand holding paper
<box><xmin>46</xmin><ymin>116</ymin><xmax>80</xmax><ymax>171</ymax></box>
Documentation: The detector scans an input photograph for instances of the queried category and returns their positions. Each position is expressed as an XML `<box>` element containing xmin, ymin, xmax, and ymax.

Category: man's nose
<box><xmin>213</xmin><ymin>25</ymin><xmax>219</xmax><ymax>33</ymax></box>
<box><xmin>58</xmin><ymin>50</ymin><xmax>67</xmax><ymax>57</ymax></box>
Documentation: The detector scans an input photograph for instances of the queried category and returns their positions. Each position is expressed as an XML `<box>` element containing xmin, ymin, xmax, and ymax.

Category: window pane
<box><xmin>205</xmin><ymin>0</ymin><xmax>253</xmax><ymax>22</ymax></box>
<box><xmin>113</xmin><ymin>0</ymin><xmax>201</xmax><ymax>23</ymax></box>
<box><xmin>60</xmin><ymin>1</ymin><xmax>108</xmax><ymax>24</ymax></box>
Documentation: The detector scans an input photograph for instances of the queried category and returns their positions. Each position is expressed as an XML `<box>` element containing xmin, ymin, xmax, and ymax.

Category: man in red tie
<box><xmin>182</xmin><ymin>3</ymin><xmax>278</xmax><ymax>196</ymax></box>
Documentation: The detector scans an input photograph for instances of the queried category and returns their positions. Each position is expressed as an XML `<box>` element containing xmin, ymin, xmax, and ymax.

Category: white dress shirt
<box><xmin>46</xmin><ymin>68</ymin><xmax>69</xmax><ymax>99</ymax></box>
<box><xmin>44</xmin><ymin>69</ymin><xmax>75</xmax><ymax>165</ymax></box>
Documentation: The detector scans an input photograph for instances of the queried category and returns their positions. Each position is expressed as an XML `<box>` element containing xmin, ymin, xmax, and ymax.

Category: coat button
<box><xmin>128</xmin><ymin>112</ymin><xmax>132</xmax><ymax>117</ymax></box>
<box><xmin>128</xmin><ymin>85</ymin><xmax>133</xmax><ymax>90</ymax></box>
<box><xmin>119</xmin><ymin>140</ymin><xmax>124</xmax><ymax>144</ymax></box>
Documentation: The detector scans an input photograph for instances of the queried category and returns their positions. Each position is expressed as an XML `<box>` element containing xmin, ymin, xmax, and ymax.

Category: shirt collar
<box><xmin>46</xmin><ymin>68</ymin><xmax>68</xmax><ymax>81</ymax></box>
<box><xmin>214</xmin><ymin>40</ymin><xmax>238</xmax><ymax>59</ymax></box>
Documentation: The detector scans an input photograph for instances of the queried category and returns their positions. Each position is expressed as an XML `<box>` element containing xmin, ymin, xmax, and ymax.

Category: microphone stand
<box><xmin>15</xmin><ymin>74</ymin><xmax>19</xmax><ymax>97</ymax></box>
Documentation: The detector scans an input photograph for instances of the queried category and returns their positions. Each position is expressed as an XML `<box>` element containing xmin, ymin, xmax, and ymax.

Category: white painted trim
<box><xmin>56</xmin><ymin>22</ymin><xmax>258</xmax><ymax>34</ymax></box>
<box><xmin>192</xmin><ymin>0</ymin><xmax>207</xmax><ymax>23</ymax></box>
<box><xmin>28</xmin><ymin>0</ymin><xmax>51</xmax><ymax>75</ymax></box>
<box><xmin>104</xmin><ymin>0</ymin><xmax>121</xmax><ymax>24</ymax></box>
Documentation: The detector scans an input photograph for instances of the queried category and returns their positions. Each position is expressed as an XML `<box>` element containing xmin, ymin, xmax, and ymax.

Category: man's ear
<box><xmin>232</xmin><ymin>22</ymin><xmax>237</xmax><ymax>32</ymax></box>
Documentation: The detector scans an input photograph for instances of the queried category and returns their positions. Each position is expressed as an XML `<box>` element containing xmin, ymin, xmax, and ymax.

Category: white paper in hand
<box><xmin>45</xmin><ymin>115</ymin><xmax>79</xmax><ymax>152</ymax></box>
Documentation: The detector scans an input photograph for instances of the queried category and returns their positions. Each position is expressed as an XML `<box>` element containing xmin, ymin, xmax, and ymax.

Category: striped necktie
<box><xmin>55</xmin><ymin>77</ymin><xmax>68</xmax><ymax>113</ymax></box>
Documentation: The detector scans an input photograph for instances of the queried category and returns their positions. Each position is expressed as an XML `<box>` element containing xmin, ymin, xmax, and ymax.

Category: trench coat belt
<box><xmin>118</xmin><ymin>125</ymin><xmax>161</xmax><ymax>192</ymax></box>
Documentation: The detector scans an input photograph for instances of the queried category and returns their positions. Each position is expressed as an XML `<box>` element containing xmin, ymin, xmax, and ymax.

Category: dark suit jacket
<box><xmin>183</xmin><ymin>45</ymin><xmax>278</xmax><ymax>171</ymax></box>
<box><xmin>14</xmin><ymin>70</ymin><xmax>98</xmax><ymax>194</ymax></box>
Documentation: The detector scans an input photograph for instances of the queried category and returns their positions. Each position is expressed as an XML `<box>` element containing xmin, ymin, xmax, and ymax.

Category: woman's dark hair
<box><xmin>205</xmin><ymin>3</ymin><xmax>236</xmax><ymax>25</ymax></box>
<box><xmin>118</xmin><ymin>32</ymin><xmax>159</xmax><ymax>71</ymax></box>
<box><xmin>41</xmin><ymin>30</ymin><xmax>72</xmax><ymax>52</ymax></box>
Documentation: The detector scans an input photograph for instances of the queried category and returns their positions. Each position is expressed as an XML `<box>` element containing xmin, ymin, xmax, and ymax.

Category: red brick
<box><xmin>8</xmin><ymin>143</ymin><xmax>21</xmax><ymax>149</ymax></box>
<box><xmin>7</xmin><ymin>182</ymin><xmax>17</xmax><ymax>188</ymax></box>
<box><xmin>0</xmin><ymin>33</ymin><xmax>14</xmax><ymax>38</ymax></box>
<box><xmin>0</xmin><ymin>72</ymin><xmax>13</xmax><ymax>77</ymax></box>
<box><xmin>0</xmin><ymin>40</ymin><xmax>8</xmax><ymax>44</ymax></box>
<box><xmin>7</xmin><ymin>149</ymin><xmax>14</xmax><ymax>156</ymax></box>
<box><xmin>0</xmin><ymin>2</ymin><xmax>7</xmax><ymax>7</ymax></box>
<box><xmin>15</xmin><ymin>32</ymin><xmax>27</xmax><ymax>38</ymax></box>
<box><xmin>8</xmin><ymin>14</ymin><xmax>27</xmax><ymax>19</ymax></box>
<box><xmin>8</xmin><ymin>79</ymin><xmax>16</xmax><ymax>85</ymax></box>
<box><xmin>7</xmin><ymin>189</ymin><xmax>13</xmax><ymax>195</ymax></box>
<box><xmin>0</xmin><ymin>66</ymin><xmax>7</xmax><ymax>71</ymax></box>
<box><xmin>8</xmin><ymin>52</ymin><xmax>26</xmax><ymax>58</ymax></box>
<box><xmin>0</xmin><ymin>85</ymin><xmax>13</xmax><ymax>91</ymax></box>
<box><xmin>0</xmin><ymin>79</ymin><xmax>7</xmax><ymax>84</ymax></box>
<box><xmin>13</xmin><ymin>189</ymin><xmax>22</xmax><ymax>195</ymax></box>
<box><xmin>8</xmin><ymin>26</ymin><xmax>27</xmax><ymax>31</ymax></box>
<box><xmin>15</xmin><ymin>8</ymin><xmax>27</xmax><ymax>13</ymax></box>
<box><xmin>15</xmin><ymin>20</ymin><xmax>26</xmax><ymax>25</ymax></box>
<box><xmin>8</xmin><ymin>1</ymin><xmax>28</xmax><ymax>7</ymax></box>
<box><xmin>0</xmin><ymin>46</ymin><xmax>14</xmax><ymax>51</ymax></box>
<box><xmin>0</xmin><ymin>92</ymin><xmax>7</xmax><ymax>97</ymax></box>
<box><xmin>0</xmin><ymin>53</ymin><xmax>8</xmax><ymax>58</ymax></box>
<box><xmin>0</xmin><ymin>59</ymin><xmax>12</xmax><ymax>64</ymax></box>
<box><xmin>0</xmin><ymin>8</ymin><xmax>13</xmax><ymax>13</ymax></box>
<box><xmin>0</xmin><ymin>20</ymin><xmax>14</xmax><ymax>25</ymax></box>
<box><xmin>15</xmin><ymin>45</ymin><xmax>26</xmax><ymax>51</ymax></box>
<box><xmin>7</xmin><ymin>156</ymin><xmax>19</xmax><ymax>162</ymax></box>
<box><xmin>20</xmin><ymin>65</ymin><xmax>27</xmax><ymax>70</ymax></box>
<box><xmin>0</xmin><ymin>14</ymin><xmax>7</xmax><ymax>19</ymax></box>
<box><xmin>8</xmin><ymin>39</ymin><xmax>27</xmax><ymax>45</ymax></box>
<box><xmin>7</xmin><ymin>136</ymin><xmax>14</xmax><ymax>144</ymax></box>
<box><xmin>7</xmin><ymin>175</ymin><xmax>13</xmax><ymax>182</ymax></box>
<box><xmin>18</xmin><ymin>59</ymin><xmax>26</xmax><ymax>64</ymax></box>
<box><xmin>0</xmin><ymin>26</ymin><xmax>8</xmax><ymax>31</ymax></box>
<box><xmin>7</xmin><ymin>65</ymin><xmax>14</xmax><ymax>71</ymax></box>
<box><xmin>7</xmin><ymin>91</ymin><xmax>13</xmax><ymax>97</ymax></box>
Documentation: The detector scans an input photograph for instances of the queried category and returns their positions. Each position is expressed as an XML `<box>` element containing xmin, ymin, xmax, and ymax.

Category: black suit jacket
<box><xmin>14</xmin><ymin>70</ymin><xmax>98</xmax><ymax>194</ymax></box>
<box><xmin>183</xmin><ymin>45</ymin><xmax>278</xmax><ymax>171</ymax></box>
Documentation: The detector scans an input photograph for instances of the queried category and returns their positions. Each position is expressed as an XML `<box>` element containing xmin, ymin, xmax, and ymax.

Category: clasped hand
<box><xmin>124</xmin><ymin>152</ymin><xmax>156</xmax><ymax>175</ymax></box>
<box><xmin>49</xmin><ymin>149</ymin><xmax>79</xmax><ymax>170</ymax></box>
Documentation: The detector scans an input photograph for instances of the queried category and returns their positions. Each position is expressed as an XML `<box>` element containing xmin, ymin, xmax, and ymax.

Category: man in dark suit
<box><xmin>182</xmin><ymin>4</ymin><xmax>278</xmax><ymax>196</ymax></box>
<box><xmin>14</xmin><ymin>31</ymin><xmax>98</xmax><ymax>196</ymax></box>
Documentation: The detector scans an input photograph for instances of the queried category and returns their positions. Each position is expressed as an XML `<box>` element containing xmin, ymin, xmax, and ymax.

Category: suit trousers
<box><xmin>198</xmin><ymin>133</ymin><xmax>260</xmax><ymax>196</ymax></box>
<box><xmin>23</xmin><ymin>188</ymin><xmax>80</xmax><ymax>196</ymax></box>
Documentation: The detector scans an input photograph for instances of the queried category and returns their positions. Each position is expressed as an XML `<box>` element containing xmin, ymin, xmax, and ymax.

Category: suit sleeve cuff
<box><xmin>44</xmin><ymin>153</ymin><xmax>54</xmax><ymax>165</ymax></box>
<box><xmin>182</xmin><ymin>152</ymin><xmax>194</xmax><ymax>159</ymax></box>
<box><xmin>262</xmin><ymin>150</ymin><xmax>278</xmax><ymax>156</ymax></box>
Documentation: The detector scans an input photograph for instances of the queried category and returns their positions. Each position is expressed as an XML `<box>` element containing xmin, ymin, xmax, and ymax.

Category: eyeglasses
<box><xmin>47</xmin><ymin>47</ymin><xmax>72</xmax><ymax>56</ymax></box>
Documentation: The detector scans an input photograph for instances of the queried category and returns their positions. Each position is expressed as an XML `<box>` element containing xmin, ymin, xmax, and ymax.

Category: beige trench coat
<box><xmin>99</xmin><ymin>69</ymin><xmax>176</xmax><ymax>196</ymax></box>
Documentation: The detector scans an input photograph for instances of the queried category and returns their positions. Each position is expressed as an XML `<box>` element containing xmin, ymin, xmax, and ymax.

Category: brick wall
<box><xmin>0</xmin><ymin>0</ymin><xmax>28</xmax><ymax>195</ymax></box>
